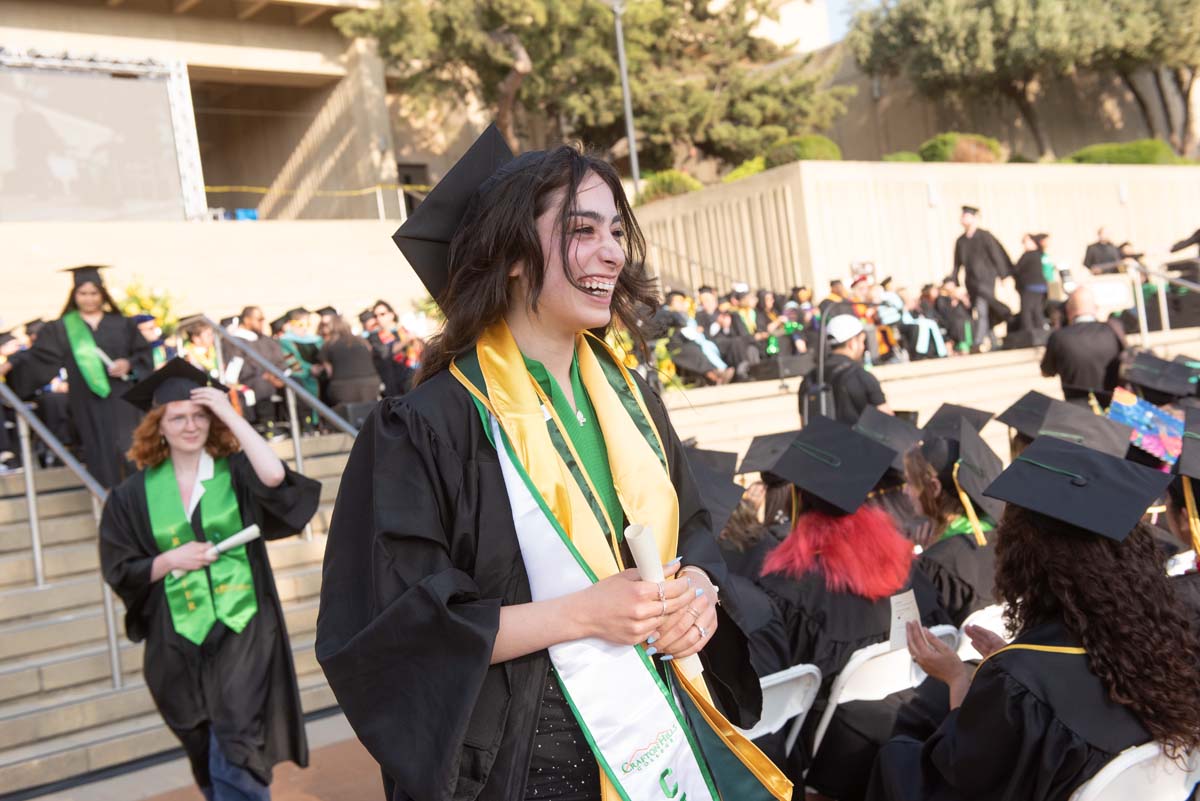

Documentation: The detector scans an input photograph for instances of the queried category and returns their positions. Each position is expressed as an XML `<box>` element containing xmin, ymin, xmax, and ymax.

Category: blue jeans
<box><xmin>972</xmin><ymin>294</ymin><xmax>991</xmax><ymax>345</ymax></box>
<box><xmin>203</xmin><ymin>731</ymin><xmax>271</xmax><ymax>801</ymax></box>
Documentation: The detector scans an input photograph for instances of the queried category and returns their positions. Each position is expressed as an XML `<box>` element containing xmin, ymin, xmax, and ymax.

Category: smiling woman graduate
<box><xmin>314</xmin><ymin>126</ymin><xmax>791</xmax><ymax>801</ymax></box>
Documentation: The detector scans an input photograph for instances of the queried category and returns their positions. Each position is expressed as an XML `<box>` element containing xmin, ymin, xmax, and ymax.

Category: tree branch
<box><xmin>489</xmin><ymin>29</ymin><xmax>533</xmax><ymax>152</ymax></box>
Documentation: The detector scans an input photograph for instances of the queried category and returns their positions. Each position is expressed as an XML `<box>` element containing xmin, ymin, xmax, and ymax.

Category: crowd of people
<box><xmin>3</xmin><ymin>121</ymin><xmax>1200</xmax><ymax>801</ymax></box>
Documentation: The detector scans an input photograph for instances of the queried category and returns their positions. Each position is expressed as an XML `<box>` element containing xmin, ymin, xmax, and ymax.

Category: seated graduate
<box><xmin>994</xmin><ymin>390</ymin><xmax>1054</xmax><ymax>460</ymax></box>
<box><xmin>753</xmin><ymin>417</ymin><xmax>950</xmax><ymax>799</ymax></box>
<box><xmin>314</xmin><ymin>126</ymin><xmax>791</xmax><ymax>801</ymax></box>
<box><xmin>1123</xmin><ymin>350</ymin><xmax>1196</xmax><ymax>409</ymax></box>
<box><xmin>1164</xmin><ymin>409</ymin><xmax>1200</xmax><ymax>627</ymax></box>
<box><xmin>853</xmin><ymin>406</ymin><xmax>927</xmax><ymax>542</ymax></box>
<box><xmin>869</xmin><ymin>436</ymin><xmax>1200</xmax><ymax>801</ymax></box>
<box><xmin>905</xmin><ymin>418</ymin><xmax>1004</xmax><ymax>627</ymax></box>
<box><xmin>98</xmin><ymin>359</ymin><xmax>321</xmax><ymax>800</ymax></box>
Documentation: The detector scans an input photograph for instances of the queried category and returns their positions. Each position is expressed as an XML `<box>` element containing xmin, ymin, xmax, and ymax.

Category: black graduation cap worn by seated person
<box><xmin>683</xmin><ymin>447</ymin><xmax>745</xmax><ymax>537</ymax></box>
<box><xmin>61</xmin><ymin>265</ymin><xmax>109</xmax><ymax>287</ymax></box>
<box><xmin>923</xmin><ymin>403</ymin><xmax>993</xmax><ymax>438</ymax></box>
<box><xmin>997</xmin><ymin>390</ymin><xmax>1056</xmax><ymax>440</ymax></box>
<box><xmin>1124</xmin><ymin>351</ymin><xmax>1194</xmax><ymax>401</ymax></box>
<box><xmin>737</xmin><ymin>430</ymin><xmax>801</xmax><ymax>483</ymax></box>
<box><xmin>122</xmin><ymin>358</ymin><xmax>229</xmax><ymax>413</ymax></box>
<box><xmin>766</xmin><ymin>415</ymin><xmax>895</xmax><ymax>515</ymax></box>
<box><xmin>985</xmin><ymin>435</ymin><xmax>1173</xmax><ymax>542</ymax></box>
<box><xmin>393</xmin><ymin>123</ymin><xmax>547</xmax><ymax>301</ymax></box>
<box><xmin>854</xmin><ymin>405</ymin><xmax>922</xmax><ymax>472</ymax></box>
<box><xmin>920</xmin><ymin>419</ymin><xmax>1005</xmax><ymax>523</ymax></box>
<box><xmin>1038</xmin><ymin>401</ymin><xmax>1133</xmax><ymax>459</ymax></box>
<box><xmin>316</xmin><ymin>306</ymin><xmax>338</xmax><ymax>317</ymax></box>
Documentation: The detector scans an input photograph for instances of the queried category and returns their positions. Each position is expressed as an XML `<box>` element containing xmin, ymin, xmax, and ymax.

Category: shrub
<box><xmin>1063</xmin><ymin>139</ymin><xmax>1183</xmax><ymax>165</ymax></box>
<box><xmin>918</xmin><ymin>132</ymin><xmax>1002</xmax><ymax>163</ymax></box>
<box><xmin>636</xmin><ymin>170</ymin><xmax>703</xmax><ymax>205</ymax></box>
<box><xmin>722</xmin><ymin>156</ymin><xmax>766</xmax><ymax>183</ymax></box>
<box><xmin>882</xmin><ymin>151</ymin><xmax>921</xmax><ymax>162</ymax></box>
<box><xmin>1008</xmin><ymin>153</ymin><xmax>1035</xmax><ymax>163</ymax></box>
<box><xmin>764</xmin><ymin>134</ymin><xmax>842</xmax><ymax>168</ymax></box>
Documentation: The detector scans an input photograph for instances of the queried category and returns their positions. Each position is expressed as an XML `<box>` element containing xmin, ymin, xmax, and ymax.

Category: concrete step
<box><xmin>0</xmin><ymin>467</ymin><xmax>84</xmax><ymax>503</ymax></box>
<box><xmin>0</xmin><ymin>487</ymin><xmax>93</xmax><ymax>527</ymax></box>
<box><xmin>0</xmin><ymin>512</ymin><xmax>107</xmax><ymax>556</ymax></box>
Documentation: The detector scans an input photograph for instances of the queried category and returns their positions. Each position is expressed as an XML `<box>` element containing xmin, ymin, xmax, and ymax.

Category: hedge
<box><xmin>1063</xmin><ymin>139</ymin><xmax>1183</xmax><ymax>164</ymax></box>
<box><xmin>918</xmin><ymin>132</ymin><xmax>1002</xmax><ymax>163</ymax></box>
<box><xmin>722</xmin><ymin>156</ymin><xmax>766</xmax><ymax>183</ymax></box>
<box><xmin>764</xmin><ymin>135</ymin><xmax>842</xmax><ymax>168</ymax></box>
<box><xmin>882</xmin><ymin>151</ymin><xmax>921</xmax><ymax>162</ymax></box>
<box><xmin>636</xmin><ymin>169</ymin><xmax>703</xmax><ymax>204</ymax></box>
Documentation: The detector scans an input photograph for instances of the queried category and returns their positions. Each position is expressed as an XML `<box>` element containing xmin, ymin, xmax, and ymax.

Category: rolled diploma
<box><xmin>170</xmin><ymin>524</ymin><xmax>261</xmax><ymax>580</ymax></box>
<box><xmin>625</xmin><ymin>524</ymin><xmax>704</xmax><ymax>680</ymax></box>
<box><xmin>94</xmin><ymin>347</ymin><xmax>116</xmax><ymax>370</ymax></box>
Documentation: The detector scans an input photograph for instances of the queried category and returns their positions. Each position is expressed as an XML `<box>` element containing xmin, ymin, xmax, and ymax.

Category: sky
<box><xmin>827</xmin><ymin>0</ymin><xmax>855</xmax><ymax>41</ymax></box>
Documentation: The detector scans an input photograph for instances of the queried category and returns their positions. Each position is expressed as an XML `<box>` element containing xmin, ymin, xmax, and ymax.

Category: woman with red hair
<box><xmin>753</xmin><ymin>417</ymin><xmax>949</xmax><ymax>800</ymax></box>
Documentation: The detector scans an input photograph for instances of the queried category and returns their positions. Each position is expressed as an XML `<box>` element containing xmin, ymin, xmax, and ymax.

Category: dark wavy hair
<box><xmin>61</xmin><ymin>279</ymin><xmax>120</xmax><ymax>316</ymax></box>
<box><xmin>995</xmin><ymin>505</ymin><xmax>1200</xmax><ymax>758</ymax></box>
<box><xmin>903</xmin><ymin>446</ymin><xmax>965</xmax><ymax>533</ymax></box>
<box><xmin>417</xmin><ymin>145</ymin><xmax>658</xmax><ymax>382</ymax></box>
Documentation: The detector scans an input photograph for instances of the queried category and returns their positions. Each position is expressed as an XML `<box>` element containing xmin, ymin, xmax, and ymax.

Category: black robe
<box><xmin>314</xmin><ymin>369</ymin><xmax>765</xmax><ymax>801</ymax></box>
<box><xmin>7</xmin><ymin>313</ymin><xmax>152</xmax><ymax>487</ymax></box>
<box><xmin>99</xmin><ymin>452</ymin><xmax>320</xmax><ymax>787</ymax></box>
<box><xmin>756</xmin><ymin>563</ymin><xmax>951</xmax><ymax>800</ymax></box>
<box><xmin>866</xmin><ymin>619</ymin><xmax>1151</xmax><ymax>801</ymax></box>
<box><xmin>917</xmin><ymin>531</ymin><xmax>997</xmax><ymax>627</ymax></box>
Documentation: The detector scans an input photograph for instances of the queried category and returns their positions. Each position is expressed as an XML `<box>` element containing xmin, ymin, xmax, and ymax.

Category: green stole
<box><xmin>62</xmin><ymin>311</ymin><xmax>111</xmax><ymax>398</ymax></box>
<box><xmin>940</xmin><ymin>514</ymin><xmax>994</xmax><ymax>543</ymax></box>
<box><xmin>145</xmin><ymin>456</ymin><xmax>258</xmax><ymax>645</ymax></box>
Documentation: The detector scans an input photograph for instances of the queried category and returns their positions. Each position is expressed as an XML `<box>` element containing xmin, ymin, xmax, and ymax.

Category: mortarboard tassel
<box><xmin>1087</xmin><ymin>392</ymin><xmax>1103</xmax><ymax>416</ymax></box>
<box><xmin>953</xmin><ymin>460</ymin><xmax>988</xmax><ymax>547</ymax></box>
<box><xmin>1186</xmin><ymin>476</ymin><xmax>1200</xmax><ymax>556</ymax></box>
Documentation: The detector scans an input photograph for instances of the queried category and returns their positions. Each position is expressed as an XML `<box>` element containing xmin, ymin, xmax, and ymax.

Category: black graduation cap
<box><xmin>23</xmin><ymin>318</ymin><xmax>44</xmax><ymax>330</ymax></box>
<box><xmin>683</xmin><ymin>447</ymin><xmax>745</xmax><ymax>536</ymax></box>
<box><xmin>358</xmin><ymin>309</ymin><xmax>376</xmax><ymax>325</ymax></box>
<box><xmin>269</xmin><ymin>314</ymin><xmax>288</xmax><ymax>335</ymax></box>
<box><xmin>854</xmin><ymin>406</ymin><xmax>922</xmax><ymax>472</ymax></box>
<box><xmin>737</xmin><ymin>431</ymin><xmax>801</xmax><ymax>479</ymax></box>
<box><xmin>394</xmin><ymin>124</ymin><xmax>523</xmax><ymax>300</ymax></box>
<box><xmin>984</xmin><ymin>436</ymin><xmax>1174</xmax><ymax>542</ymax></box>
<box><xmin>1180</xmin><ymin>408</ymin><xmax>1200</xmax><ymax>480</ymax></box>
<box><xmin>123</xmin><ymin>358</ymin><xmax>229</xmax><ymax>412</ymax></box>
<box><xmin>316</xmin><ymin>306</ymin><xmax>338</xmax><ymax>317</ymax></box>
<box><xmin>0</xmin><ymin>330</ymin><xmax>14</xmax><ymax>348</ymax></box>
<box><xmin>962</xmin><ymin>205</ymin><xmax>980</xmax><ymax>215</ymax></box>
<box><xmin>1124</xmin><ymin>351</ymin><xmax>1194</xmax><ymax>401</ymax></box>
<box><xmin>921</xmin><ymin>419</ymin><xmax>1005</xmax><ymax>523</ymax></box>
<box><xmin>219</xmin><ymin>316</ymin><xmax>237</xmax><ymax>328</ymax></box>
<box><xmin>1174</xmin><ymin>354</ymin><xmax>1200</xmax><ymax>395</ymax></box>
<box><xmin>996</xmin><ymin>390</ymin><xmax>1055</xmax><ymax>440</ymax></box>
<box><xmin>766</xmin><ymin>416</ymin><xmax>895</xmax><ymax>515</ymax></box>
<box><xmin>1037</xmin><ymin>402</ymin><xmax>1133</xmax><ymax>459</ymax></box>
<box><xmin>61</xmin><ymin>265</ymin><xmax>109</xmax><ymax>287</ymax></box>
<box><xmin>923</xmin><ymin>403</ymin><xmax>993</xmax><ymax>438</ymax></box>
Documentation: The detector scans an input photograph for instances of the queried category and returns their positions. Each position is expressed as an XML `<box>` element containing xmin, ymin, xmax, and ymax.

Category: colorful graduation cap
<box><xmin>923</xmin><ymin>403</ymin><xmax>993</xmax><ymax>438</ymax></box>
<box><xmin>920</xmin><ymin>419</ymin><xmax>1004</xmax><ymax>543</ymax></box>
<box><xmin>996</xmin><ymin>390</ymin><xmax>1056</xmax><ymax>441</ymax></box>
<box><xmin>854</xmin><ymin>405</ymin><xmax>922</xmax><ymax>472</ymax></box>
<box><xmin>683</xmin><ymin>447</ymin><xmax>745</xmax><ymax>537</ymax></box>
<box><xmin>762</xmin><ymin>416</ymin><xmax>895</xmax><ymax>515</ymax></box>
<box><xmin>1106</xmin><ymin>386</ymin><xmax>1184</xmax><ymax>466</ymax></box>
<box><xmin>985</xmin><ymin>436</ymin><xmax>1173</xmax><ymax>542</ymax></box>
<box><xmin>61</xmin><ymin>265</ymin><xmax>108</xmax><ymax>287</ymax></box>
<box><xmin>1038</xmin><ymin>401</ymin><xmax>1133</xmax><ymax>459</ymax></box>
<box><xmin>394</xmin><ymin>124</ymin><xmax>547</xmax><ymax>301</ymax></box>
<box><xmin>1124</xmin><ymin>351</ymin><xmax>1194</xmax><ymax>403</ymax></box>
<box><xmin>122</xmin><ymin>358</ymin><xmax>229</xmax><ymax>412</ymax></box>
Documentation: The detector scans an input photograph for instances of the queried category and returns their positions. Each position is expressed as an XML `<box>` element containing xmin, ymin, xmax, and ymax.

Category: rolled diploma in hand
<box><xmin>170</xmin><ymin>524</ymin><xmax>261</xmax><ymax>579</ymax></box>
<box><xmin>625</xmin><ymin>524</ymin><xmax>704</xmax><ymax>680</ymax></box>
<box><xmin>94</xmin><ymin>348</ymin><xmax>115</xmax><ymax>370</ymax></box>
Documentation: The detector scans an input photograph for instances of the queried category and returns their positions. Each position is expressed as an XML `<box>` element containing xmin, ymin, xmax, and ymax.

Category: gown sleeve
<box><xmin>228</xmin><ymin>452</ymin><xmax>321</xmax><ymax>540</ymax></box>
<box><xmin>6</xmin><ymin>322</ymin><xmax>68</xmax><ymax>399</ymax></box>
<box><xmin>122</xmin><ymin>315</ymin><xmax>154</xmax><ymax>379</ymax></box>
<box><xmin>99</xmin><ymin>480</ymin><xmax>158</xmax><ymax>643</ymax></box>
<box><xmin>314</xmin><ymin>399</ymin><xmax>502</xmax><ymax>801</ymax></box>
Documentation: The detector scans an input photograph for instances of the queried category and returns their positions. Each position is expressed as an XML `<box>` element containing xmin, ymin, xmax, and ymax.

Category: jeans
<box><xmin>203</xmin><ymin>731</ymin><xmax>271</xmax><ymax>801</ymax></box>
<box><xmin>1017</xmin><ymin>287</ymin><xmax>1047</xmax><ymax>333</ymax></box>
<box><xmin>972</xmin><ymin>294</ymin><xmax>991</xmax><ymax>345</ymax></box>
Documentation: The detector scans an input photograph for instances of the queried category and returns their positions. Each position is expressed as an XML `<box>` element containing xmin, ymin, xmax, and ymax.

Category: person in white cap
<box><xmin>798</xmin><ymin>313</ymin><xmax>894</xmax><ymax>424</ymax></box>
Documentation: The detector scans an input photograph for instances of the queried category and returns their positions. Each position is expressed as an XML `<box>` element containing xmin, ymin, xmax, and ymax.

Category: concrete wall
<box><xmin>1</xmin><ymin>221</ymin><xmax>422</xmax><ymax>327</ymax></box>
<box><xmin>634</xmin><ymin>160</ymin><xmax>1200</xmax><ymax>297</ymax></box>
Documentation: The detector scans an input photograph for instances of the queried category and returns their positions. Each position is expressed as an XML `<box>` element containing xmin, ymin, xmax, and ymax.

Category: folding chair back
<box><xmin>1069</xmin><ymin>743</ymin><xmax>1200</xmax><ymax>801</ymax></box>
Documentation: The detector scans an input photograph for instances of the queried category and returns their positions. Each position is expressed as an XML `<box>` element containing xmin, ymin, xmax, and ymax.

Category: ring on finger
<box><xmin>686</xmin><ymin>606</ymin><xmax>701</xmax><ymax>620</ymax></box>
<box><xmin>657</xmin><ymin>581</ymin><xmax>666</xmax><ymax>602</ymax></box>
<box><xmin>695</xmin><ymin>623</ymin><xmax>708</xmax><ymax>639</ymax></box>
<box><xmin>660</xmin><ymin>600</ymin><xmax>667</xmax><ymax>617</ymax></box>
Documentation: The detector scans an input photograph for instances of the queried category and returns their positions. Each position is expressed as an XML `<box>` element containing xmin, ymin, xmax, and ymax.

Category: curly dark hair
<box><xmin>995</xmin><ymin>505</ymin><xmax>1200</xmax><ymax>758</ymax></box>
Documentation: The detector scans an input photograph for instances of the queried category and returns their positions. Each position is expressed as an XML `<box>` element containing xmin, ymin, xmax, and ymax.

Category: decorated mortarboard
<box><xmin>60</xmin><ymin>265</ymin><xmax>108</xmax><ymax>287</ymax></box>
<box><xmin>923</xmin><ymin>403</ymin><xmax>993</xmax><ymax>438</ymax></box>
<box><xmin>854</xmin><ymin>405</ymin><xmax>922</xmax><ymax>472</ymax></box>
<box><xmin>920</xmin><ymin>419</ymin><xmax>1005</xmax><ymax>535</ymax></box>
<box><xmin>1037</xmin><ymin>402</ymin><xmax>1133</xmax><ymax>459</ymax></box>
<box><xmin>996</xmin><ymin>390</ymin><xmax>1056</xmax><ymax>440</ymax></box>
<box><xmin>122</xmin><ymin>358</ymin><xmax>229</xmax><ymax>412</ymax></box>
<box><xmin>1106</xmin><ymin>386</ymin><xmax>1184</xmax><ymax>466</ymax></box>
<box><xmin>394</xmin><ymin>123</ymin><xmax>539</xmax><ymax>301</ymax></box>
<box><xmin>1123</xmin><ymin>351</ymin><xmax>1194</xmax><ymax>402</ymax></box>
<box><xmin>984</xmin><ymin>436</ymin><xmax>1173</xmax><ymax>542</ymax></box>
<box><xmin>683</xmin><ymin>447</ymin><xmax>745</xmax><ymax>536</ymax></box>
<box><xmin>766</xmin><ymin>415</ymin><xmax>895</xmax><ymax>515</ymax></box>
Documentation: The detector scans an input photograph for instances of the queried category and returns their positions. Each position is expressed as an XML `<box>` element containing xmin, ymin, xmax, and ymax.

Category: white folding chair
<box><xmin>736</xmin><ymin>664</ymin><xmax>822</xmax><ymax>757</ymax></box>
<box><xmin>957</xmin><ymin>604</ymin><xmax>1008</xmax><ymax>661</ymax></box>
<box><xmin>1069</xmin><ymin>742</ymin><xmax>1200</xmax><ymax>801</ymax></box>
<box><xmin>809</xmin><ymin>625</ymin><xmax>959</xmax><ymax>762</ymax></box>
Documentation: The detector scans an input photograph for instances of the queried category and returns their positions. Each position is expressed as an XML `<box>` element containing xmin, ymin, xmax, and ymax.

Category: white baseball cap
<box><xmin>826</xmin><ymin>314</ymin><xmax>865</xmax><ymax>344</ymax></box>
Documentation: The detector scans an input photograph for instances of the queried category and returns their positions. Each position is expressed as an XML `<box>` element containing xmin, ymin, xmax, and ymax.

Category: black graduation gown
<box><xmin>99</xmin><ymin>452</ymin><xmax>320</xmax><ymax>787</ymax></box>
<box><xmin>866</xmin><ymin>619</ymin><xmax>1151</xmax><ymax>801</ymax></box>
<box><xmin>917</xmin><ymin>531</ymin><xmax>997</xmax><ymax>627</ymax></box>
<box><xmin>8</xmin><ymin>313</ymin><xmax>152</xmax><ymax>487</ymax></box>
<box><xmin>756</xmin><ymin>563</ymin><xmax>951</xmax><ymax>799</ymax></box>
<box><xmin>314</xmin><ymin>369</ymin><xmax>765</xmax><ymax>801</ymax></box>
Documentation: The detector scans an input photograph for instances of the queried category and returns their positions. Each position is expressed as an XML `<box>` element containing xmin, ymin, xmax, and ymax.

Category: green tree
<box><xmin>335</xmin><ymin>0</ymin><xmax>850</xmax><ymax>169</ymax></box>
<box><xmin>848</xmin><ymin>0</ymin><xmax>1088</xmax><ymax>161</ymax></box>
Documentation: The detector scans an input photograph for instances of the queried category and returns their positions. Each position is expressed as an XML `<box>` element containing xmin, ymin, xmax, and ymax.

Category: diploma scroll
<box><xmin>625</xmin><ymin>524</ymin><xmax>704</xmax><ymax>680</ymax></box>
<box><xmin>170</xmin><ymin>524</ymin><xmax>261</xmax><ymax>579</ymax></box>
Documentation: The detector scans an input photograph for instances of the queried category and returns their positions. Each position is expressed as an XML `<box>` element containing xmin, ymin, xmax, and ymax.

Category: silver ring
<box><xmin>695</xmin><ymin>624</ymin><xmax>708</xmax><ymax>639</ymax></box>
<box><xmin>660</xmin><ymin>600</ymin><xmax>667</xmax><ymax>617</ymax></box>
<box><xmin>686</xmin><ymin>606</ymin><xmax>701</xmax><ymax>620</ymax></box>
<box><xmin>657</xmin><ymin>581</ymin><xmax>666</xmax><ymax>602</ymax></box>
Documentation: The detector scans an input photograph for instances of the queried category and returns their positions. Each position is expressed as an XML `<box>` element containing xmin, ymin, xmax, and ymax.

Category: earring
<box><xmin>160</xmin><ymin>435</ymin><xmax>167</xmax><ymax>447</ymax></box>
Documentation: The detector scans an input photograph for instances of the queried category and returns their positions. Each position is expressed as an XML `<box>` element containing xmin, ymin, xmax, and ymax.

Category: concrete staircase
<box><xmin>1</xmin><ymin>330</ymin><xmax>1195</xmax><ymax>795</ymax></box>
<box><xmin>0</xmin><ymin>434</ymin><xmax>354</xmax><ymax>796</ymax></box>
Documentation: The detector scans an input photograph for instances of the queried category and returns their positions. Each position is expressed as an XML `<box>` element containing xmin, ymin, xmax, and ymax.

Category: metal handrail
<box><xmin>0</xmin><ymin>380</ymin><xmax>124</xmax><ymax>689</ymax></box>
<box><xmin>1122</xmin><ymin>261</ymin><xmax>1199</xmax><ymax>347</ymax></box>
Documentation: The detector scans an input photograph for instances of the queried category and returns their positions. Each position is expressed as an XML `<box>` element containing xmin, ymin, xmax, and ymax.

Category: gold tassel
<box><xmin>952</xmin><ymin>461</ymin><xmax>987</xmax><ymax>547</ymax></box>
<box><xmin>1184</xmin><ymin>476</ymin><xmax>1200</xmax><ymax>556</ymax></box>
<box><xmin>1088</xmin><ymin>392</ymin><xmax>1103</xmax><ymax>415</ymax></box>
